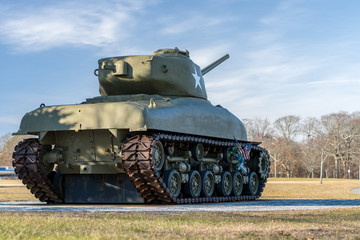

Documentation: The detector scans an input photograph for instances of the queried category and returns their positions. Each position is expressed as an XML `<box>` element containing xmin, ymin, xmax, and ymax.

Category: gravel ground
<box><xmin>0</xmin><ymin>199</ymin><xmax>360</xmax><ymax>213</ymax></box>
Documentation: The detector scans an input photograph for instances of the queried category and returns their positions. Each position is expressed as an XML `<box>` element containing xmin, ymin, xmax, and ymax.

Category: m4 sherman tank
<box><xmin>12</xmin><ymin>48</ymin><xmax>270</xmax><ymax>204</ymax></box>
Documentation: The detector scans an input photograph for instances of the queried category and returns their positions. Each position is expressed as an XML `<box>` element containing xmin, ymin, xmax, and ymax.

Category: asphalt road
<box><xmin>0</xmin><ymin>199</ymin><xmax>360</xmax><ymax>213</ymax></box>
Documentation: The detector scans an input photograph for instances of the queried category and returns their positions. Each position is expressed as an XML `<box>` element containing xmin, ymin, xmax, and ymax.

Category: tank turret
<box><xmin>96</xmin><ymin>48</ymin><xmax>228</xmax><ymax>99</ymax></box>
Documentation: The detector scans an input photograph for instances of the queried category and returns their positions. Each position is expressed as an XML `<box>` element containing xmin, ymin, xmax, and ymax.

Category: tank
<box><xmin>12</xmin><ymin>48</ymin><xmax>270</xmax><ymax>204</ymax></box>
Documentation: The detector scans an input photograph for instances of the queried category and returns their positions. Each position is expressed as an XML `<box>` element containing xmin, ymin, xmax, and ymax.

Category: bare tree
<box><xmin>0</xmin><ymin>133</ymin><xmax>12</xmax><ymax>152</ymax></box>
<box><xmin>301</xmin><ymin>139</ymin><xmax>320</xmax><ymax>178</ymax></box>
<box><xmin>0</xmin><ymin>134</ymin><xmax>25</xmax><ymax>166</ymax></box>
<box><xmin>300</xmin><ymin>117</ymin><xmax>322</xmax><ymax>178</ymax></box>
<box><xmin>272</xmin><ymin>115</ymin><xmax>302</xmax><ymax>177</ymax></box>
<box><xmin>320</xmin><ymin>112</ymin><xmax>360</xmax><ymax>178</ymax></box>
<box><xmin>347</xmin><ymin>112</ymin><xmax>360</xmax><ymax>179</ymax></box>
<box><xmin>244</xmin><ymin>112</ymin><xmax>360</xmax><ymax>180</ymax></box>
<box><xmin>274</xmin><ymin>115</ymin><xmax>301</xmax><ymax>141</ymax></box>
<box><xmin>243</xmin><ymin>117</ymin><xmax>274</xmax><ymax>142</ymax></box>
<box><xmin>302</xmin><ymin>117</ymin><xmax>320</xmax><ymax>139</ymax></box>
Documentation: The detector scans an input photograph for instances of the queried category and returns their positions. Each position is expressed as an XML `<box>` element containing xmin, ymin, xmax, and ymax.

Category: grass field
<box><xmin>0</xmin><ymin>178</ymin><xmax>360</xmax><ymax>239</ymax></box>
<box><xmin>262</xmin><ymin>177</ymin><xmax>360</xmax><ymax>199</ymax></box>
<box><xmin>0</xmin><ymin>208</ymin><xmax>360</xmax><ymax>239</ymax></box>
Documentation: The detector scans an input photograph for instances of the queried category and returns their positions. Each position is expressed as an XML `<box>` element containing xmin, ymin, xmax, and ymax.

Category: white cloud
<box><xmin>307</xmin><ymin>78</ymin><xmax>360</xmax><ymax>86</ymax></box>
<box><xmin>0</xmin><ymin>0</ymin><xmax>148</xmax><ymax>52</ymax></box>
<box><xmin>260</xmin><ymin>0</ymin><xmax>312</xmax><ymax>28</ymax></box>
<box><xmin>159</xmin><ymin>15</ymin><xmax>230</xmax><ymax>35</ymax></box>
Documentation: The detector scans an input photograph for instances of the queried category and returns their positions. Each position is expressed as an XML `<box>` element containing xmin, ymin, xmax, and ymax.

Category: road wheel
<box><xmin>216</xmin><ymin>171</ymin><xmax>232</xmax><ymax>196</ymax></box>
<box><xmin>164</xmin><ymin>170</ymin><xmax>181</xmax><ymax>198</ymax></box>
<box><xmin>232</xmin><ymin>171</ymin><xmax>244</xmax><ymax>196</ymax></box>
<box><xmin>201</xmin><ymin>171</ymin><xmax>215</xmax><ymax>197</ymax></box>
<box><xmin>184</xmin><ymin>170</ymin><xmax>201</xmax><ymax>198</ymax></box>
<box><xmin>244</xmin><ymin>172</ymin><xmax>259</xmax><ymax>196</ymax></box>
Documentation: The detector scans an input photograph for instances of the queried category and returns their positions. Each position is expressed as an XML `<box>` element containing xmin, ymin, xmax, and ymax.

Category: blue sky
<box><xmin>0</xmin><ymin>0</ymin><xmax>360</xmax><ymax>136</ymax></box>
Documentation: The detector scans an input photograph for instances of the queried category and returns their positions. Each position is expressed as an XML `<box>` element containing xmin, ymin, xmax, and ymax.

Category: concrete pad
<box><xmin>0</xmin><ymin>199</ymin><xmax>360</xmax><ymax>213</ymax></box>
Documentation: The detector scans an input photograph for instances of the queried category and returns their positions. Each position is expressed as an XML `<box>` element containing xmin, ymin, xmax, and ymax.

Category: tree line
<box><xmin>1</xmin><ymin>111</ymin><xmax>359</xmax><ymax>179</ymax></box>
<box><xmin>244</xmin><ymin>111</ymin><xmax>360</xmax><ymax>180</ymax></box>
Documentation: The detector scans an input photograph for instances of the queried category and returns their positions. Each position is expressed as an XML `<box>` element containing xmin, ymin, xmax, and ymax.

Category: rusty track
<box><xmin>122</xmin><ymin>133</ymin><xmax>269</xmax><ymax>204</ymax></box>
<box><xmin>12</xmin><ymin>138</ymin><xmax>63</xmax><ymax>204</ymax></box>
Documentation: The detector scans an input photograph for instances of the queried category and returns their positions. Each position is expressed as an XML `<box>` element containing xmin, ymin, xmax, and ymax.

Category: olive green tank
<box><xmin>12</xmin><ymin>48</ymin><xmax>270</xmax><ymax>204</ymax></box>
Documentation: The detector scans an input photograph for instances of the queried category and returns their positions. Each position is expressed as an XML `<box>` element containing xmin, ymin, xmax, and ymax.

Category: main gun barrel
<box><xmin>201</xmin><ymin>54</ymin><xmax>229</xmax><ymax>76</ymax></box>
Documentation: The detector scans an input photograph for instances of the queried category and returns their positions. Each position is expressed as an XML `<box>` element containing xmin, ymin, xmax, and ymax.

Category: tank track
<box><xmin>12</xmin><ymin>138</ymin><xmax>63</xmax><ymax>203</ymax></box>
<box><xmin>12</xmin><ymin>134</ymin><xmax>269</xmax><ymax>204</ymax></box>
<box><xmin>122</xmin><ymin>133</ymin><xmax>270</xmax><ymax>204</ymax></box>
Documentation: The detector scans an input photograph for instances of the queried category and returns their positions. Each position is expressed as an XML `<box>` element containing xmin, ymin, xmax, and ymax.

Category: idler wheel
<box><xmin>244</xmin><ymin>172</ymin><xmax>259</xmax><ymax>196</ymax></box>
<box><xmin>163</xmin><ymin>170</ymin><xmax>181</xmax><ymax>198</ymax></box>
<box><xmin>216</xmin><ymin>171</ymin><xmax>232</xmax><ymax>197</ymax></box>
<box><xmin>257</xmin><ymin>151</ymin><xmax>269</xmax><ymax>179</ymax></box>
<box><xmin>184</xmin><ymin>170</ymin><xmax>202</xmax><ymax>198</ymax></box>
<box><xmin>232</xmin><ymin>171</ymin><xmax>244</xmax><ymax>196</ymax></box>
<box><xmin>200</xmin><ymin>171</ymin><xmax>215</xmax><ymax>197</ymax></box>
<box><xmin>151</xmin><ymin>140</ymin><xmax>165</xmax><ymax>171</ymax></box>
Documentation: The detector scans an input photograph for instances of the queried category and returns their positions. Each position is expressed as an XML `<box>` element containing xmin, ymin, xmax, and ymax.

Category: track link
<box><xmin>122</xmin><ymin>133</ymin><xmax>269</xmax><ymax>204</ymax></box>
<box><xmin>12</xmin><ymin>138</ymin><xmax>63</xmax><ymax>203</ymax></box>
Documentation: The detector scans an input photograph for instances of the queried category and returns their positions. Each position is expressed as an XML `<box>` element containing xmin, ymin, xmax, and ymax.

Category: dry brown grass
<box><xmin>262</xmin><ymin>178</ymin><xmax>360</xmax><ymax>199</ymax></box>
<box><xmin>0</xmin><ymin>179</ymin><xmax>36</xmax><ymax>201</ymax></box>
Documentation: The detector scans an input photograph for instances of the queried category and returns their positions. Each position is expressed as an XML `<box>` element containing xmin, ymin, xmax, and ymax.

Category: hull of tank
<box><xmin>15</xmin><ymin>94</ymin><xmax>247</xmax><ymax>141</ymax></box>
<box><xmin>13</xmin><ymin>94</ymin><xmax>253</xmax><ymax>203</ymax></box>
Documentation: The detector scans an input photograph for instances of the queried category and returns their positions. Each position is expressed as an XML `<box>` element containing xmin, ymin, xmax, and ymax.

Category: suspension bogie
<box><xmin>148</xmin><ymin>135</ymin><xmax>267</xmax><ymax>200</ymax></box>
